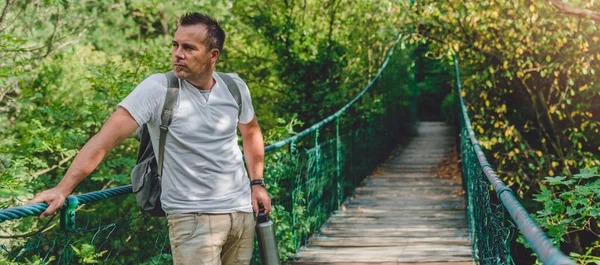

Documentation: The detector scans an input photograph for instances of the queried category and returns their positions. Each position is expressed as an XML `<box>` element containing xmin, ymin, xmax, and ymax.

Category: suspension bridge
<box><xmin>0</xmin><ymin>40</ymin><xmax>576</xmax><ymax>264</ymax></box>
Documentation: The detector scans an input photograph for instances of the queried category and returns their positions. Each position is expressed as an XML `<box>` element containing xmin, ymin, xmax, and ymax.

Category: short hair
<box><xmin>178</xmin><ymin>12</ymin><xmax>225</xmax><ymax>52</ymax></box>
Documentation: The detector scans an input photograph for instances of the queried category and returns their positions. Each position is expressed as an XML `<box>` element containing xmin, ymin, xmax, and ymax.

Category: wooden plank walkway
<box><xmin>289</xmin><ymin>122</ymin><xmax>473</xmax><ymax>265</ymax></box>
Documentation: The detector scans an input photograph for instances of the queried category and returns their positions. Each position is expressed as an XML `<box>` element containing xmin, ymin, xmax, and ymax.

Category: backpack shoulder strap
<box><xmin>158</xmin><ymin>71</ymin><xmax>179</xmax><ymax>176</ymax></box>
<box><xmin>216</xmin><ymin>72</ymin><xmax>242</xmax><ymax>118</ymax></box>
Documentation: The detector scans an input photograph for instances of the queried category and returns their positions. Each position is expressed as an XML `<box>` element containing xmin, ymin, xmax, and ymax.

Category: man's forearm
<box><xmin>54</xmin><ymin>134</ymin><xmax>115</xmax><ymax>195</ymax></box>
<box><xmin>238</xmin><ymin>117</ymin><xmax>270</xmax><ymax>214</ymax></box>
<box><xmin>242</xmin><ymin>130</ymin><xmax>265</xmax><ymax>181</ymax></box>
<box><xmin>53</xmin><ymin>107</ymin><xmax>139</xmax><ymax>195</ymax></box>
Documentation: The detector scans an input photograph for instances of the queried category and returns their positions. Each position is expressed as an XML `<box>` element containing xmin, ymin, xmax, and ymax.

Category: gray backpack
<box><xmin>131</xmin><ymin>71</ymin><xmax>242</xmax><ymax>216</ymax></box>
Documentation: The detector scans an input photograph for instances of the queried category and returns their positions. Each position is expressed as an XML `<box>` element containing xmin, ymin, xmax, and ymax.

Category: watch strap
<box><xmin>250</xmin><ymin>179</ymin><xmax>265</xmax><ymax>187</ymax></box>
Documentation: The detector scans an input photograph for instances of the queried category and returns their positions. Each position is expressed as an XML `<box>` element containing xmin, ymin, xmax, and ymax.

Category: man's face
<box><xmin>171</xmin><ymin>24</ymin><xmax>218</xmax><ymax>80</ymax></box>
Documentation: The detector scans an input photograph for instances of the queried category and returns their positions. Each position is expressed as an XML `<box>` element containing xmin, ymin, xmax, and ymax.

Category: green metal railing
<box><xmin>453</xmin><ymin>52</ymin><xmax>575</xmax><ymax>265</ymax></box>
<box><xmin>0</xmin><ymin>35</ymin><xmax>415</xmax><ymax>264</ymax></box>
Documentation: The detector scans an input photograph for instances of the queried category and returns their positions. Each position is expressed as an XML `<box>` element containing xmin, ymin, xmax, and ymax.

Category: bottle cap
<box><xmin>257</xmin><ymin>209</ymin><xmax>269</xmax><ymax>223</ymax></box>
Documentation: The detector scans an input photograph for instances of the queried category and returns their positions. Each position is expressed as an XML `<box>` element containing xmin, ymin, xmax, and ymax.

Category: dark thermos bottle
<box><xmin>256</xmin><ymin>209</ymin><xmax>281</xmax><ymax>265</ymax></box>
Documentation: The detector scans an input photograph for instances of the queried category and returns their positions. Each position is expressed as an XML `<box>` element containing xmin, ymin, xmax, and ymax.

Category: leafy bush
<box><xmin>527</xmin><ymin>167</ymin><xmax>600</xmax><ymax>264</ymax></box>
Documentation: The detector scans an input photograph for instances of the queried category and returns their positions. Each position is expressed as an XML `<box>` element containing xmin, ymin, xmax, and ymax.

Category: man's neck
<box><xmin>185</xmin><ymin>72</ymin><xmax>215</xmax><ymax>91</ymax></box>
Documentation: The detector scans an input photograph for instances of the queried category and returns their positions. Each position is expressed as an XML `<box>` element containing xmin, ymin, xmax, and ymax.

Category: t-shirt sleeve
<box><xmin>229</xmin><ymin>73</ymin><xmax>255</xmax><ymax>124</ymax></box>
<box><xmin>117</xmin><ymin>74</ymin><xmax>168</xmax><ymax>126</ymax></box>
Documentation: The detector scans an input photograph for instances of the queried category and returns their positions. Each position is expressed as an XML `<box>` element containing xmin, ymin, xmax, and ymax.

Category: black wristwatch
<box><xmin>250</xmin><ymin>179</ymin><xmax>266</xmax><ymax>188</ymax></box>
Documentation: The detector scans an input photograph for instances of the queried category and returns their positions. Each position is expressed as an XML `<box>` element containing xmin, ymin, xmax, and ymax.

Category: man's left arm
<box><xmin>238</xmin><ymin>116</ymin><xmax>271</xmax><ymax>215</ymax></box>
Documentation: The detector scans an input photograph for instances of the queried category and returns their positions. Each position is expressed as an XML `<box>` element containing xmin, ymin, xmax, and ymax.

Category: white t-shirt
<box><xmin>118</xmin><ymin>72</ymin><xmax>255</xmax><ymax>214</ymax></box>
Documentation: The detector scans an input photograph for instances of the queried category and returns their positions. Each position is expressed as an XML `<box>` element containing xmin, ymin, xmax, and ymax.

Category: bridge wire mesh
<box><xmin>459</xmin><ymin>125</ymin><xmax>515</xmax><ymax>265</ymax></box>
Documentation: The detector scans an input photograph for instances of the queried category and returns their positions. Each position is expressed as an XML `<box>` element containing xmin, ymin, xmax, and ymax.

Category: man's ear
<box><xmin>211</xmin><ymin>49</ymin><xmax>220</xmax><ymax>64</ymax></box>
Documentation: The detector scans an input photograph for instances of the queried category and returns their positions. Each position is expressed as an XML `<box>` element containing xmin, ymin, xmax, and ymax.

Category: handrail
<box><xmin>0</xmin><ymin>34</ymin><xmax>402</xmax><ymax>223</ymax></box>
<box><xmin>0</xmin><ymin>185</ymin><xmax>132</xmax><ymax>223</ymax></box>
<box><xmin>452</xmin><ymin>52</ymin><xmax>575</xmax><ymax>265</ymax></box>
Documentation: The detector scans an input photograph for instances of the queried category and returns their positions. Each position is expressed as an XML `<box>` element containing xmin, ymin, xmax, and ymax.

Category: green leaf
<box><xmin>544</xmin><ymin>176</ymin><xmax>567</xmax><ymax>185</ymax></box>
<box><xmin>573</xmin><ymin>167</ymin><xmax>599</xmax><ymax>179</ymax></box>
<box><xmin>534</xmin><ymin>185</ymin><xmax>552</xmax><ymax>203</ymax></box>
<box><xmin>565</xmin><ymin>206</ymin><xmax>578</xmax><ymax>217</ymax></box>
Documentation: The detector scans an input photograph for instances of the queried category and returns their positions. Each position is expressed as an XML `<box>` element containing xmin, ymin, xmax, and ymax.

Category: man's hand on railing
<box><xmin>29</xmin><ymin>187</ymin><xmax>69</xmax><ymax>218</ymax></box>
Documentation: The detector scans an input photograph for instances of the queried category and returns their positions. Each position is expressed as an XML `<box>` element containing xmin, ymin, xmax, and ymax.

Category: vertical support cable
<box><xmin>60</xmin><ymin>195</ymin><xmax>79</xmax><ymax>265</ymax></box>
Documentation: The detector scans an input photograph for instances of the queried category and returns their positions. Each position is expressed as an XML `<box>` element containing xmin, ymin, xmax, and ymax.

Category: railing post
<box><xmin>314</xmin><ymin>128</ymin><xmax>320</xmax><ymax>173</ymax></box>
<box><xmin>334</xmin><ymin>117</ymin><xmax>341</xmax><ymax>209</ymax></box>
<box><xmin>289</xmin><ymin>140</ymin><xmax>298</xmax><ymax>249</ymax></box>
<box><xmin>350</xmin><ymin>127</ymin><xmax>355</xmax><ymax>188</ymax></box>
<box><xmin>312</xmin><ymin>128</ymin><xmax>320</xmax><ymax>246</ymax></box>
<box><xmin>367</xmin><ymin>113</ymin><xmax>374</xmax><ymax>173</ymax></box>
<box><xmin>60</xmin><ymin>195</ymin><xmax>79</xmax><ymax>265</ymax></box>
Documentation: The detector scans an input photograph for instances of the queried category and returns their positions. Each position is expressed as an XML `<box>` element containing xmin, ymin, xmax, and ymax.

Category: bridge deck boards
<box><xmin>288</xmin><ymin>122</ymin><xmax>473</xmax><ymax>264</ymax></box>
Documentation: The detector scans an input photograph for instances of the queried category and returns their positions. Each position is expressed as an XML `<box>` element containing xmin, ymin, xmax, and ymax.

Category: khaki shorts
<box><xmin>167</xmin><ymin>212</ymin><xmax>255</xmax><ymax>265</ymax></box>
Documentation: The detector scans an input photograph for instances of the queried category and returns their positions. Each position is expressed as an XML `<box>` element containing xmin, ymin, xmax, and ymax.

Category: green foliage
<box><xmin>264</xmin><ymin>116</ymin><xmax>304</xmax><ymax>145</ymax></box>
<box><xmin>525</xmin><ymin>167</ymin><xmax>600</xmax><ymax>263</ymax></box>
<box><xmin>441</xmin><ymin>92</ymin><xmax>456</xmax><ymax>124</ymax></box>
<box><xmin>72</xmin><ymin>243</ymin><xmax>108</xmax><ymax>264</ymax></box>
<box><xmin>414</xmin><ymin>45</ymin><xmax>454</xmax><ymax>121</ymax></box>
<box><xmin>230</xmin><ymin>0</ymin><xmax>401</xmax><ymax>126</ymax></box>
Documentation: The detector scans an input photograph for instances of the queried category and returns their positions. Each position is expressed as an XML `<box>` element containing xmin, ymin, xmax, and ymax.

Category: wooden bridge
<box><xmin>290</xmin><ymin>122</ymin><xmax>473</xmax><ymax>264</ymax></box>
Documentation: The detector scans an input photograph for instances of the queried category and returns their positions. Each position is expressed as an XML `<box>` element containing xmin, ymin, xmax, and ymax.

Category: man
<box><xmin>30</xmin><ymin>12</ymin><xmax>270</xmax><ymax>265</ymax></box>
